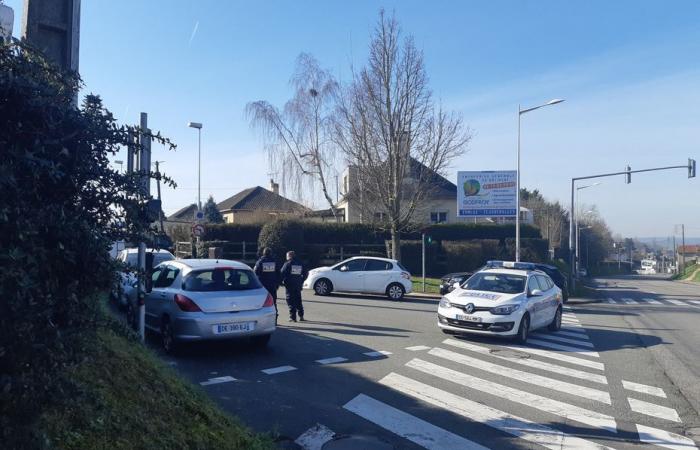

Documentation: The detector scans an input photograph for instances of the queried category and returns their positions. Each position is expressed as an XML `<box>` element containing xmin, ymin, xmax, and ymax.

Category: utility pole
<box><xmin>681</xmin><ymin>224</ymin><xmax>686</xmax><ymax>275</ymax></box>
<box><xmin>673</xmin><ymin>235</ymin><xmax>677</xmax><ymax>274</ymax></box>
<box><xmin>136</xmin><ymin>112</ymin><xmax>151</xmax><ymax>343</ymax></box>
<box><xmin>421</xmin><ymin>233</ymin><xmax>426</xmax><ymax>293</ymax></box>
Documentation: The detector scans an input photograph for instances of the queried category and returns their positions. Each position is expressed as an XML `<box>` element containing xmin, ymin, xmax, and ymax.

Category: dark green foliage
<box><xmin>442</xmin><ymin>240</ymin><xmax>501</xmax><ymax>272</ymax></box>
<box><xmin>204</xmin><ymin>195</ymin><xmax>224</xmax><ymax>223</ymax></box>
<box><xmin>301</xmin><ymin>222</ymin><xmax>386</xmax><ymax>244</ymax></box>
<box><xmin>503</xmin><ymin>238</ymin><xmax>550</xmax><ymax>262</ymax></box>
<box><xmin>0</xmin><ymin>43</ymin><xmax>174</xmax><ymax>448</ymax></box>
<box><xmin>406</xmin><ymin>223</ymin><xmax>541</xmax><ymax>241</ymax></box>
<box><xmin>258</xmin><ymin>219</ymin><xmax>305</xmax><ymax>259</ymax></box>
<box><xmin>205</xmin><ymin>223</ymin><xmax>263</xmax><ymax>242</ymax></box>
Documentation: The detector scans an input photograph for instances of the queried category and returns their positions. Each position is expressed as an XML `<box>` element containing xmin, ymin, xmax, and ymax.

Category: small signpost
<box><xmin>192</xmin><ymin>223</ymin><xmax>205</xmax><ymax>238</ymax></box>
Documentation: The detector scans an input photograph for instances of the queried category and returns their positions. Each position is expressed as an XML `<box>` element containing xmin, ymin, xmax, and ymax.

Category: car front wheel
<box><xmin>548</xmin><ymin>306</ymin><xmax>562</xmax><ymax>332</ymax></box>
<box><xmin>386</xmin><ymin>283</ymin><xmax>405</xmax><ymax>301</ymax></box>
<box><xmin>313</xmin><ymin>278</ymin><xmax>332</xmax><ymax>296</ymax></box>
<box><xmin>515</xmin><ymin>313</ymin><xmax>530</xmax><ymax>344</ymax></box>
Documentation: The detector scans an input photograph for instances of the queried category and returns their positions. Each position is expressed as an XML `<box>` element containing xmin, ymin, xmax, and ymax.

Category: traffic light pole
<box><xmin>422</xmin><ymin>233</ymin><xmax>426</xmax><ymax>293</ymax></box>
<box><xmin>569</xmin><ymin>160</ymin><xmax>695</xmax><ymax>291</ymax></box>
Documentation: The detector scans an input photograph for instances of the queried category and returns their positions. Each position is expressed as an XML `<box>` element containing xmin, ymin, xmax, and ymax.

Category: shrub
<box><xmin>442</xmin><ymin>239</ymin><xmax>501</xmax><ymax>272</ymax></box>
<box><xmin>503</xmin><ymin>238</ymin><xmax>550</xmax><ymax>262</ymax></box>
<box><xmin>205</xmin><ymin>223</ymin><xmax>262</xmax><ymax>242</ymax></box>
<box><xmin>258</xmin><ymin>219</ymin><xmax>304</xmax><ymax>260</ymax></box>
<box><xmin>403</xmin><ymin>223</ymin><xmax>541</xmax><ymax>241</ymax></box>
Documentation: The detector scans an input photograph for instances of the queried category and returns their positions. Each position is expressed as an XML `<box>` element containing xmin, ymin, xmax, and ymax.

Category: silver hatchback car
<box><xmin>143</xmin><ymin>259</ymin><xmax>276</xmax><ymax>353</ymax></box>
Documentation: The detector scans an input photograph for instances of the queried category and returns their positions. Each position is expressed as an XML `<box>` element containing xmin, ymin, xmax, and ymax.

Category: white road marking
<box><xmin>200</xmin><ymin>375</ymin><xmax>236</xmax><ymax>386</ymax></box>
<box><xmin>689</xmin><ymin>300</ymin><xmax>700</xmax><ymax>307</ymax></box>
<box><xmin>562</xmin><ymin>318</ymin><xmax>580</xmax><ymax>323</ymax></box>
<box><xmin>294</xmin><ymin>423</ymin><xmax>336</xmax><ymax>450</ymax></box>
<box><xmin>528</xmin><ymin>338</ymin><xmax>600</xmax><ymax>358</ymax></box>
<box><xmin>606</xmin><ymin>297</ymin><xmax>616</xmax><ymax>304</ymax></box>
<box><xmin>628</xmin><ymin>397</ymin><xmax>681</xmax><ymax>422</ymax></box>
<box><xmin>666</xmin><ymin>299</ymin><xmax>687</xmax><ymax>306</ymax></box>
<box><xmin>344</xmin><ymin>394</ymin><xmax>489</xmax><ymax>450</ymax></box>
<box><xmin>381</xmin><ymin>372</ymin><xmax>616</xmax><ymax>450</ymax></box>
<box><xmin>429</xmin><ymin>347</ymin><xmax>611</xmax><ymax>404</ymax></box>
<box><xmin>622</xmin><ymin>380</ymin><xmax>667</xmax><ymax>398</ymax></box>
<box><xmin>504</xmin><ymin>344</ymin><xmax>605</xmax><ymax>370</ymax></box>
<box><xmin>316</xmin><ymin>356</ymin><xmax>348</xmax><ymax>365</ymax></box>
<box><xmin>551</xmin><ymin>329</ymin><xmax>592</xmax><ymax>340</ymax></box>
<box><xmin>364</xmin><ymin>350</ymin><xmax>392</xmax><ymax>357</ymax></box>
<box><xmin>636</xmin><ymin>424</ymin><xmax>699</xmax><ymax>450</ymax></box>
<box><xmin>443</xmin><ymin>339</ymin><xmax>608</xmax><ymax>385</ymax></box>
<box><xmin>405</xmin><ymin>345</ymin><xmax>431</xmax><ymax>351</ymax></box>
<box><xmin>644</xmin><ymin>298</ymin><xmax>663</xmax><ymax>305</ymax></box>
<box><xmin>406</xmin><ymin>358</ymin><xmax>618</xmax><ymax>433</ymax></box>
<box><xmin>530</xmin><ymin>333</ymin><xmax>595</xmax><ymax>348</ymax></box>
<box><xmin>262</xmin><ymin>365</ymin><xmax>297</xmax><ymax>375</ymax></box>
<box><xmin>622</xmin><ymin>298</ymin><xmax>639</xmax><ymax>305</ymax></box>
<box><xmin>562</xmin><ymin>313</ymin><xmax>578</xmax><ymax>319</ymax></box>
<box><xmin>560</xmin><ymin>325</ymin><xmax>587</xmax><ymax>334</ymax></box>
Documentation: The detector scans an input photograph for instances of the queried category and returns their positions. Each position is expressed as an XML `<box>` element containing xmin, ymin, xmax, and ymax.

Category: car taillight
<box><xmin>401</xmin><ymin>272</ymin><xmax>411</xmax><ymax>280</ymax></box>
<box><xmin>262</xmin><ymin>293</ymin><xmax>274</xmax><ymax>308</ymax></box>
<box><xmin>174</xmin><ymin>294</ymin><xmax>201</xmax><ymax>312</ymax></box>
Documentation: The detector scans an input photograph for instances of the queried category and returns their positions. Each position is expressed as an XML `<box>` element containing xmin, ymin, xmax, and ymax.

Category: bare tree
<box><xmin>246</xmin><ymin>53</ymin><xmax>340</xmax><ymax>218</ymax></box>
<box><xmin>334</xmin><ymin>11</ymin><xmax>471</xmax><ymax>260</ymax></box>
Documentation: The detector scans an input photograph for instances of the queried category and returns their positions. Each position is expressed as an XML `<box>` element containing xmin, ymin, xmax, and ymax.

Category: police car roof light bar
<box><xmin>486</xmin><ymin>260</ymin><xmax>536</xmax><ymax>271</ymax></box>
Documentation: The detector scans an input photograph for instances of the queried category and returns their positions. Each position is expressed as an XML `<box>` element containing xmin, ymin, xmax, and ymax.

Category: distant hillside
<box><xmin>634</xmin><ymin>237</ymin><xmax>700</xmax><ymax>250</ymax></box>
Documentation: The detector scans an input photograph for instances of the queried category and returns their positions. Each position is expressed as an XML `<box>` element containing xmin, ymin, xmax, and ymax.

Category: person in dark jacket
<box><xmin>254</xmin><ymin>247</ymin><xmax>280</xmax><ymax>320</ymax></box>
<box><xmin>280</xmin><ymin>250</ymin><xmax>306</xmax><ymax>322</ymax></box>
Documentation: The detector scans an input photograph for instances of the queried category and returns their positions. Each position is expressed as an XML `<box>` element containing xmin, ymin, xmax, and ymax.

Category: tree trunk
<box><xmin>391</xmin><ymin>223</ymin><xmax>401</xmax><ymax>261</ymax></box>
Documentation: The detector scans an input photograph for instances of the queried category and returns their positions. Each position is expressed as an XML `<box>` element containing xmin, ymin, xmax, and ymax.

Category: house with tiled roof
<box><xmin>216</xmin><ymin>180</ymin><xmax>309</xmax><ymax>224</ymax></box>
<box><xmin>166</xmin><ymin>203</ymin><xmax>198</xmax><ymax>223</ymax></box>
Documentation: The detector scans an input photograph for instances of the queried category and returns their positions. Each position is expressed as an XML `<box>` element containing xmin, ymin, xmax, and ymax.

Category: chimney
<box><xmin>269</xmin><ymin>179</ymin><xmax>279</xmax><ymax>195</ymax></box>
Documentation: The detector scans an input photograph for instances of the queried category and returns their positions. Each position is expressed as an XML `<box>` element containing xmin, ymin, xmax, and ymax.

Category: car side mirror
<box><xmin>339</xmin><ymin>266</ymin><xmax>348</xmax><ymax>272</ymax></box>
<box><xmin>529</xmin><ymin>289</ymin><xmax>543</xmax><ymax>297</ymax></box>
<box><xmin>452</xmin><ymin>282</ymin><xmax>461</xmax><ymax>289</ymax></box>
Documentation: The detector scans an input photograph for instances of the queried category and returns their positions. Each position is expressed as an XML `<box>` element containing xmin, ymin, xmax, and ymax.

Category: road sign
<box><xmin>195</xmin><ymin>210</ymin><xmax>205</xmax><ymax>221</ymax></box>
<box><xmin>457</xmin><ymin>171</ymin><xmax>517</xmax><ymax>217</ymax></box>
<box><xmin>192</xmin><ymin>223</ymin><xmax>205</xmax><ymax>237</ymax></box>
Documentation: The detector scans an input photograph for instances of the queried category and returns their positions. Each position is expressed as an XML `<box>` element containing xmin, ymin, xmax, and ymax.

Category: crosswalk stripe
<box><xmin>606</xmin><ymin>297</ymin><xmax>616</xmax><ymax>304</ymax></box>
<box><xmin>504</xmin><ymin>345</ymin><xmax>605</xmax><ymax>370</ymax></box>
<box><xmin>406</xmin><ymin>359</ymin><xmax>618</xmax><ymax>433</ymax></box>
<box><xmin>530</xmin><ymin>333</ymin><xmax>595</xmax><ymax>348</ymax></box>
<box><xmin>644</xmin><ymin>298</ymin><xmax>663</xmax><ymax>305</ymax></box>
<box><xmin>364</xmin><ymin>350</ymin><xmax>392</xmax><ymax>357</ymax></box>
<box><xmin>443</xmin><ymin>339</ymin><xmax>608</xmax><ymax>385</ymax></box>
<box><xmin>622</xmin><ymin>380</ymin><xmax>666</xmax><ymax>398</ymax></box>
<box><xmin>666</xmin><ymin>299</ymin><xmax>687</xmax><ymax>306</ymax></box>
<box><xmin>689</xmin><ymin>300</ymin><xmax>700</xmax><ymax>307</ymax></box>
<box><xmin>548</xmin><ymin>329</ymin><xmax>591</xmax><ymax>340</ymax></box>
<box><xmin>429</xmin><ymin>347</ymin><xmax>611</xmax><ymax>404</ymax></box>
<box><xmin>344</xmin><ymin>394</ymin><xmax>489</xmax><ymax>450</ymax></box>
<box><xmin>200</xmin><ymin>376</ymin><xmax>236</xmax><ymax>386</ymax></box>
<box><xmin>405</xmin><ymin>345</ymin><xmax>431</xmax><ymax>351</ymax></box>
<box><xmin>628</xmin><ymin>398</ymin><xmax>681</xmax><ymax>422</ymax></box>
<box><xmin>262</xmin><ymin>365</ymin><xmax>297</xmax><ymax>375</ymax></box>
<box><xmin>622</xmin><ymin>298</ymin><xmax>639</xmax><ymax>304</ymax></box>
<box><xmin>636</xmin><ymin>424</ymin><xmax>699</xmax><ymax>450</ymax></box>
<box><xmin>562</xmin><ymin>323</ymin><xmax>584</xmax><ymax>330</ymax></box>
<box><xmin>316</xmin><ymin>357</ymin><xmax>348</xmax><ymax>365</ymax></box>
<box><xmin>527</xmin><ymin>338</ymin><xmax>600</xmax><ymax>358</ymax></box>
<box><xmin>381</xmin><ymin>372</ymin><xmax>616</xmax><ymax>449</ymax></box>
<box><xmin>562</xmin><ymin>314</ymin><xmax>578</xmax><ymax>320</ymax></box>
<box><xmin>562</xmin><ymin>317</ymin><xmax>580</xmax><ymax>323</ymax></box>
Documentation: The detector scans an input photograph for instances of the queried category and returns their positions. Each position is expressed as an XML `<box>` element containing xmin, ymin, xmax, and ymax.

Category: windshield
<box><xmin>183</xmin><ymin>268</ymin><xmax>262</xmax><ymax>292</ymax></box>
<box><xmin>462</xmin><ymin>272</ymin><xmax>526</xmax><ymax>294</ymax></box>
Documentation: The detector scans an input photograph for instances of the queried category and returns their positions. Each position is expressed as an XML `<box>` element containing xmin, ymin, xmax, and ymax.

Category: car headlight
<box><xmin>490</xmin><ymin>304</ymin><xmax>520</xmax><ymax>315</ymax></box>
<box><xmin>439</xmin><ymin>297</ymin><xmax>452</xmax><ymax>309</ymax></box>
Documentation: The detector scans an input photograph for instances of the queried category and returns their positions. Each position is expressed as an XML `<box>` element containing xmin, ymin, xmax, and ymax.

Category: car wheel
<box><xmin>548</xmin><ymin>306</ymin><xmax>562</xmax><ymax>332</ymax></box>
<box><xmin>250</xmin><ymin>334</ymin><xmax>272</xmax><ymax>348</ymax></box>
<box><xmin>386</xmin><ymin>283</ymin><xmax>405</xmax><ymax>301</ymax></box>
<box><xmin>313</xmin><ymin>278</ymin><xmax>332</xmax><ymax>296</ymax></box>
<box><xmin>515</xmin><ymin>313</ymin><xmax>530</xmax><ymax>344</ymax></box>
<box><xmin>563</xmin><ymin>290</ymin><xmax>569</xmax><ymax>304</ymax></box>
<box><xmin>161</xmin><ymin>319</ymin><xmax>178</xmax><ymax>354</ymax></box>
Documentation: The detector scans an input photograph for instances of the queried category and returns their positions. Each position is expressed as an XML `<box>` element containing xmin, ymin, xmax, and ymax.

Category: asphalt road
<box><xmin>153</xmin><ymin>278</ymin><xmax>700</xmax><ymax>450</ymax></box>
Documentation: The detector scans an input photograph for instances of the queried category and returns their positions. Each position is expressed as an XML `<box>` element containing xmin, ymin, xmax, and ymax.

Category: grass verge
<box><xmin>37</xmin><ymin>303</ymin><xmax>274</xmax><ymax>450</ymax></box>
<box><xmin>411</xmin><ymin>276</ymin><xmax>442</xmax><ymax>294</ymax></box>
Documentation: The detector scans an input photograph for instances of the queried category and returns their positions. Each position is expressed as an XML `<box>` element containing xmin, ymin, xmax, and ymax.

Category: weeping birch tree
<box><xmin>246</xmin><ymin>53</ymin><xmax>340</xmax><ymax>218</ymax></box>
<box><xmin>334</xmin><ymin>11</ymin><xmax>471</xmax><ymax>260</ymax></box>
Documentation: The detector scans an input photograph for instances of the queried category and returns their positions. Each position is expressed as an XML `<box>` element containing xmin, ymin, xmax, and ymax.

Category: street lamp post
<box><xmin>516</xmin><ymin>98</ymin><xmax>564</xmax><ymax>261</ymax></box>
<box><xmin>188</xmin><ymin>122</ymin><xmax>203</xmax><ymax>210</ymax></box>
<box><xmin>114</xmin><ymin>159</ymin><xmax>124</xmax><ymax>173</ymax></box>
<box><xmin>574</xmin><ymin>182</ymin><xmax>600</xmax><ymax>275</ymax></box>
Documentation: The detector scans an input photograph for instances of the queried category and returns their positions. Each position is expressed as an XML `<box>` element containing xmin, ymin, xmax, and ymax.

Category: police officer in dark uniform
<box><xmin>280</xmin><ymin>250</ymin><xmax>306</xmax><ymax>322</ymax></box>
<box><xmin>254</xmin><ymin>247</ymin><xmax>280</xmax><ymax>320</ymax></box>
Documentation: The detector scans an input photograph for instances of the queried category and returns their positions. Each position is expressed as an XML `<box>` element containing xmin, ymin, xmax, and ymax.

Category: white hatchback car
<box><xmin>113</xmin><ymin>248</ymin><xmax>175</xmax><ymax>308</ymax></box>
<box><xmin>437</xmin><ymin>261</ymin><xmax>563</xmax><ymax>343</ymax></box>
<box><xmin>304</xmin><ymin>256</ymin><xmax>413</xmax><ymax>300</ymax></box>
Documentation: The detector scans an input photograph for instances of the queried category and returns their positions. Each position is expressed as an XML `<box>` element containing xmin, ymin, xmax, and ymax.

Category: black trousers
<box><xmin>285</xmin><ymin>288</ymin><xmax>304</xmax><ymax>319</ymax></box>
<box><xmin>262</xmin><ymin>283</ymin><xmax>278</xmax><ymax>315</ymax></box>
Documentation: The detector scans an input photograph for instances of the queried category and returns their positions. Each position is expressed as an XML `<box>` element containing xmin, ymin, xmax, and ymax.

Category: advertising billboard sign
<box><xmin>457</xmin><ymin>171</ymin><xmax>517</xmax><ymax>217</ymax></box>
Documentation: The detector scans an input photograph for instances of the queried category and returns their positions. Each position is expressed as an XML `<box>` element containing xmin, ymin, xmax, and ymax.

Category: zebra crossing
<box><xmin>341</xmin><ymin>309</ymin><xmax>697</xmax><ymax>450</ymax></box>
<box><xmin>605</xmin><ymin>296</ymin><xmax>700</xmax><ymax>307</ymax></box>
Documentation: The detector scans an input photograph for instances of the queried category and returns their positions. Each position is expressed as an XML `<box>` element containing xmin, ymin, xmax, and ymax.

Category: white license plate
<box><xmin>213</xmin><ymin>322</ymin><xmax>255</xmax><ymax>334</ymax></box>
<box><xmin>456</xmin><ymin>314</ymin><xmax>482</xmax><ymax>323</ymax></box>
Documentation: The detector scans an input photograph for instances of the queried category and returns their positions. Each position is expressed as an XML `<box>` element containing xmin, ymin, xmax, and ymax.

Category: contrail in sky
<box><xmin>188</xmin><ymin>21</ymin><xmax>199</xmax><ymax>47</ymax></box>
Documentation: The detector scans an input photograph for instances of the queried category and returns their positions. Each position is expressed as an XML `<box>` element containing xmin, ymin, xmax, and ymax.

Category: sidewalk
<box><xmin>405</xmin><ymin>291</ymin><xmax>440</xmax><ymax>300</ymax></box>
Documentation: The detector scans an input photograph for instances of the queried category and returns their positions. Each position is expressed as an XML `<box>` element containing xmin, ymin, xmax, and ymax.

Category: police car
<box><xmin>437</xmin><ymin>261</ymin><xmax>563</xmax><ymax>344</ymax></box>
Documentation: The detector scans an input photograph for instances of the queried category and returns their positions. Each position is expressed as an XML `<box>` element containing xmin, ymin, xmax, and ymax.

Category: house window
<box><xmin>430</xmin><ymin>211</ymin><xmax>448</xmax><ymax>224</ymax></box>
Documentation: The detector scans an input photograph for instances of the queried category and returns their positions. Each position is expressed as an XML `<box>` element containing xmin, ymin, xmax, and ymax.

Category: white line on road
<box><xmin>666</xmin><ymin>299</ymin><xmax>688</xmax><ymax>306</ymax></box>
<box><xmin>559</xmin><ymin>325</ymin><xmax>587</xmax><ymax>334</ymax></box>
<box><xmin>550</xmin><ymin>329</ymin><xmax>592</xmax><ymax>340</ymax></box>
<box><xmin>199</xmin><ymin>376</ymin><xmax>236</xmax><ymax>386</ymax></box>
<box><xmin>644</xmin><ymin>298</ymin><xmax>663</xmax><ymax>305</ymax></box>
<box><xmin>628</xmin><ymin>397</ymin><xmax>681</xmax><ymax>422</ymax></box>
<box><xmin>364</xmin><ymin>350</ymin><xmax>392</xmax><ymax>357</ymax></box>
<box><xmin>622</xmin><ymin>298</ymin><xmax>639</xmax><ymax>305</ymax></box>
<box><xmin>504</xmin><ymin>344</ymin><xmax>605</xmax><ymax>370</ymax></box>
<box><xmin>294</xmin><ymin>423</ymin><xmax>336</xmax><ymax>450</ymax></box>
<box><xmin>406</xmin><ymin>358</ymin><xmax>618</xmax><ymax>433</ymax></box>
<box><xmin>636</xmin><ymin>424</ymin><xmax>699</xmax><ymax>450</ymax></box>
<box><xmin>262</xmin><ymin>365</ymin><xmax>297</xmax><ymax>375</ymax></box>
<box><xmin>527</xmin><ymin>338</ymin><xmax>601</xmax><ymax>358</ymax></box>
<box><xmin>606</xmin><ymin>297</ymin><xmax>616</xmax><ymax>304</ymax></box>
<box><xmin>689</xmin><ymin>300</ymin><xmax>700</xmax><ymax>307</ymax></box>
<box><xmin>380</xmin><ymin>372</ymin><xmax>616</xmax><ymax>450</ymax></box>
<box><xmin>316</xmin><ymin>356</ymin><xmax>348</xmax><ymax>365</ymax></box>
<box><xmin>344</xmin><ymin>394</ymin><xmax>489</xmax><ymax>450</ymax></box>
<box><xmin>530</xmin><ymin>333</ymin><xmax>595</xmax><ymax>348</ymax></box>
<box><xmin>622</xmin><ymin>380</ymin><xmax>667</xmax><ymax>398</ymax></box>
<box><xmin>405</xmin><ymin>345</ymin><xmax>431</xmax><ymax>351</ymax></box>
<box><xmin>443</xmin><ymin>339</ymin><xmax>608</xmax><ymax>385</ymax></box>
<box><xmin>429</xmin><ymin>347</ymin><xmax>611</xmax><ymax>404</ymax></box>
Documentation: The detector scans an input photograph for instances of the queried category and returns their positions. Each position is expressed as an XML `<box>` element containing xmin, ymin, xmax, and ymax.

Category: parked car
<box><xmin>112</xmin><ymin>248</ymin><xmax>175</xmax><ymax>309</ymax></box>
<box><xmin>132</xmin><ymin>259</ymin><xmax>276</xmax><ymax>353</ymax></box>
<box><xmin>437</xmin><ymin>260</ymin><xmax>563</xmax><ymax>343</ymax></box>
<box><xmin>532</xmin><ymin>263</ymin><xmax>569</xmax><ymax>303</ymax></box>
<box><xmin>304</xmin><ymin>256</ymin><xmax>413</xmax><ymax>300</ymax></box>
<box><xmin>439</xmin><ymin>272</ymin><xmax>473</xmax><ymax>295</ymax></box>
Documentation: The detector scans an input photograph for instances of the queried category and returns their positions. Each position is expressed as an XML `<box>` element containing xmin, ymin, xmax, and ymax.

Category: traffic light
<box><xmin>426</xmin><ymin>235</ymin><xmax>432</xmax><ymax>244</ymax></box>
<box><xmin>625</xmin><ymin>165</ymin><xmax>631</xmax><ymax>184</ymax></box>
<box><xmin>689</xmin><ymin>158</ymin><xmax>696</xmax><ymax>178</ymax></box>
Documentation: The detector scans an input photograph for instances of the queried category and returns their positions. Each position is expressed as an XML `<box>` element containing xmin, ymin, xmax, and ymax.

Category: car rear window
<box><xmin>366</xmin><ymin>260</ymin><xmax>393</xmax><ymax>271</ymax></box>
<box><xmin>396</xmin><ymin>262</ymin><xmax>409</xmax><ymax>272</ymax></box>
<box><xmin>183</xmin><ymin>268</ymin><xmax>262</xmax><ymax>291</ymax></box>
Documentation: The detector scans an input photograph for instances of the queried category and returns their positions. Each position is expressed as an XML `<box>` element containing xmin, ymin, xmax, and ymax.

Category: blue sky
<box><xmin>6</xmin><ymin>0</ymin><xmax>700</xmax><ymax>238</ymax></box>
